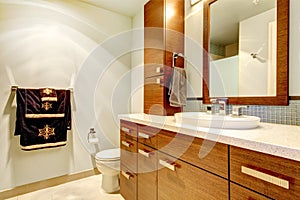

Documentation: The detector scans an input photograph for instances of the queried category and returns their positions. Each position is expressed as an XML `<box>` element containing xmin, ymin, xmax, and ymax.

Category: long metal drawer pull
<box><xmin>138</xmin><ymin>149</ymin><xmax>151</xmax><ymax>158</ymax></box>
<box><xmin>241</xmin><ymin>166</ymin><xmax>289</xmax><ymax>189</ymax></box>
<box><xmin>121</xmin><ymin>140</ymin><xmax>131</xmax><ymax>148</ymax></box>
<box><xmin>121</xmin><ymin>171</ymin><xmax>132</xmax><ymax>180</ymax></box>
<box><xmin>121</xmin><ymin>127</ymin><xmax>130</xmax><ymax>133</ymax></box>
<box><xmin>138</xmin><ymin>132</ymin><xmax>150</xmax><ymax>139</ymax></box>
<box><xmin>159</xmin><ymin>159</ymin><xmax>176</xmax><ymax>171</ymax></box>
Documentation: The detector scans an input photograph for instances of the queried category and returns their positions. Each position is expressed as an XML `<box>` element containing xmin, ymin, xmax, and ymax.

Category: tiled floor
<box><xmin>5</xmin><ymin>175</ymin><xmax>124</xmax><ymax>200</ymax></box>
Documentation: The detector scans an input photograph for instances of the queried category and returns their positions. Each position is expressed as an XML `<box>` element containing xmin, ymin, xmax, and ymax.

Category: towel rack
<box><xmin>172</xmin><ymin>52</ymin><xmax>185</xmax><ymax>68</ymax></box>
<box><xmin>11</xmin><ymin>85</ymin><xmax>73</xmax><ymax>93</ymax></box>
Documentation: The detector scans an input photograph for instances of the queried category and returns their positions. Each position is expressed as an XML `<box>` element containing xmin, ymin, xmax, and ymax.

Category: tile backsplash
<box><xmin>184</xmin><ymin>100</ymin><xmax>300</xmax><ymax>126</ymax></box>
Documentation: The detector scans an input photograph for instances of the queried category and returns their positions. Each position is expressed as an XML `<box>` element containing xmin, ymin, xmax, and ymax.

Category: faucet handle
<box><xmin>232</xmin><ymin>106</ymin><xmax>247</xmax><ymax>116</ymax></box>
<box><xmin>210</xmin><ymin>98</ymin><xmax>217</xmax><ymax>103</ymax></box>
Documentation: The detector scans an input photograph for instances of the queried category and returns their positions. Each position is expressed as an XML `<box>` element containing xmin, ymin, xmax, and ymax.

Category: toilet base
<box><xmin>101</xmin><ymin>174</ymin><xmax>120</xmax><ymax>193</ymax></box>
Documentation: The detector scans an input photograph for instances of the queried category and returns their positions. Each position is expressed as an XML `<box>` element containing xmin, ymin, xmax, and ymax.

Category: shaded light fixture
<box><xmin>191</xmin><ymin>0</ymin><xmax>201</xmax><ymax>6</ymax></box>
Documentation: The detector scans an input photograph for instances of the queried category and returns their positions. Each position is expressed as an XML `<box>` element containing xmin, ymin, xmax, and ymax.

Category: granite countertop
<box><xmin>119</xmin><ymin>113</ymin><xmax>300</xmax><ymax>162</ymax></box>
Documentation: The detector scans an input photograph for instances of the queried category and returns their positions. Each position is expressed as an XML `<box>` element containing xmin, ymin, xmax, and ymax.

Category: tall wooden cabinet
<box><xmin>144</xmin><ymin>0</ymin><xmax>184</xmax><ymax>115</ymax></box>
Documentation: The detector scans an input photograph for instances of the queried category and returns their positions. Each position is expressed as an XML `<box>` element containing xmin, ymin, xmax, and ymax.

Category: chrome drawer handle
<box><xmin>121</xmin><ymin>140</ymin><xmax>131</xmax><ymax>148</ymax></box>
<box><xmin>241</xmin><ymin>166</ymin><xmax>289</xmax><ymax>189</ymax></box>
<box><xmin>156</xmin><ymin>78</ymin><xmax>160</xmax><ymax>84</ymax></box>
<box><xmin>156</xmin><ymin>67</ymin><xmax>161</xmax><ymax>73</ymax></box>
<box><xmin>159</xmin><ymin>159</ymin><xmax>176</xmax><ymax>171</ymax></box>
<box><xmin>138</xmin><ymin>132</ymin><xmax>150</xmax><ymax>139</ymax></box>
<box><xmin>121</xmin><ymin>171</ymin><xmax>132</xmax><ymax>180</ymax></box>
<box><xmin>138</xmin><ymin>149</ymin><xmax>151</xmax><ymax>158</ymax></box>
<box><xmin>121</xmin><ymin>127</ymin><xmax>130</xmax><ymax>133</ymax></box>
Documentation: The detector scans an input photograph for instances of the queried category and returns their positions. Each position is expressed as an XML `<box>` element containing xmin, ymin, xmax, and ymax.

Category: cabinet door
<box><xmin>158</xmin><ymin>152</ymin><xmax>228</xmax><ymax>200</ymax></box>
<box><xmin>138</xmin><ymin>143</ymin><xmax>158</xmax><ymax>200</ymax></box>
<box><xmin>230</xmin><ymin>183</ymin><xmax>271</xmax><ymax>200</ymax></box>
<box><xmin>231</xmin><ymin>146</ymin><xmax>300</xmax><ymax>200</ymax></box>
<box><xmin>120</xmin><ymin>165</ymin><xmax>137</xmax><ymax>200</ymax></box>
<box><xmin>144</xmin><ymin>76</ymin><xmax>165</xmax><ymax>115</ymax></box>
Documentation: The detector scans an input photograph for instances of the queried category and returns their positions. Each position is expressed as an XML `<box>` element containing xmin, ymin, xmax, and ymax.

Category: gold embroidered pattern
<box><xmin>43</xmin><ymin>88</ymin><xmax>53</xmax><ymax>95</ymax></box>
<box><xmin>38</xmin><ymin>125</ymin><xmax>55</xmax><ymax>140</ymax></box>
<box><xmin>42</xmin><ymin>102</ymin><xmax>52</xmax><ymax>111</ymax></box>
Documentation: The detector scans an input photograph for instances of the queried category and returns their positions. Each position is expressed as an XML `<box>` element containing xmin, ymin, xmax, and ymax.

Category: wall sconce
<box><xmin>190</xmin><ymin>0</ymin><xmax>201</xmax><ymax>6</ymax></box>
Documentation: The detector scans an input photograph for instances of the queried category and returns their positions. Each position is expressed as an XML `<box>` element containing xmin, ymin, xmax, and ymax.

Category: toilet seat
<box><xmin>95</xmin><ymin>148</ymin><xmax>120</xmax><ymax>161</ymax></box>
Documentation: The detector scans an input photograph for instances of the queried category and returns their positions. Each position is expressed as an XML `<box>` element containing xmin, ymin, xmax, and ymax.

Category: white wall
<box><xmin>210</xmin><ymin>56</ymin><xmax>239</xmax><ymax>97</ymax></box>
<box><xmin>131</xmin><ymin>9</ymin><xmax>144</xmax><ymax>113</ymax></box>
<box><xmin>289</xmin><ymin>0</ymin><xmax>300</xmax><ymax>96</ymax></box>
<box><xmin>0</xmin><ymin>0</ymin><xmax>131</xmax><ymax>191</ymax></box>
<box><xmin>238</xmin><ymin>9</ymin><xmax>275</xmax><ymax>96</ymax></box>
<box><xmin>185</xmin><ymin>0</ymin><xmax>203</xmax><ymax>97</ymax></box>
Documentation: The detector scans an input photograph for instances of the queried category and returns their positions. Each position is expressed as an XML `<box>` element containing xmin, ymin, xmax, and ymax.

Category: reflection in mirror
<box><xmin>210</xmin><ymin>0</ymin><xmax>276</xmax><ymax>97</ymax></box>
<box><xmin>203</xmin><ymin>0</ymin><xmax>289</xmax><ymax>105</ymax></box>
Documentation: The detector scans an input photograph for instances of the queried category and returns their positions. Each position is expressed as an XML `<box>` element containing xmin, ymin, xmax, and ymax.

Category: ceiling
<box><xmin>210</xmin><ymin>0</ymin><xmax>276</xmax><ymax>46</ymax></box>
<box><xmin>80</xmin><ymin>0</ymin><xmax>149</xmax><ymax>17</ymax></box>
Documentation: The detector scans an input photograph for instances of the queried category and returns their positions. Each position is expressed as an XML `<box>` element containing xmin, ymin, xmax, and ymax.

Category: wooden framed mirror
<box><xmin>203</xmin><ymin>0</ymin><xmax>289</xmax><ymax>105</ymax></box>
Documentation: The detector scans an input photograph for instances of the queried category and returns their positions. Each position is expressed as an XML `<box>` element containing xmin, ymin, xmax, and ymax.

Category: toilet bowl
<box><xmin>95</xmin><ymin>148</ymin><xmax>120</xmax><ymax>193</ymax></box>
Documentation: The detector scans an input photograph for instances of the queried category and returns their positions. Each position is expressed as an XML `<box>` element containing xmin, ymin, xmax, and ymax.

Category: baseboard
<box><xmin>0</xmin><ymin>168</ymin><xmax>100</xmax><ymax>199</ymax></box>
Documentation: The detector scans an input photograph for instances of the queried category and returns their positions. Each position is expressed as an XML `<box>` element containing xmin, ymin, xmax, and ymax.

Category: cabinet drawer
<box><xmin>120</xmin><ymin>120</ymin><xmax>137</xmax><ymax>140</ymax></box>
<box><xmin>230</xmin><ymin>183</ymin><xmax>271</xmax><ymax>200</ymax></box>
<box><xmin>138</xmin><ymin>144</ymin><xmax>157</xmax><ymax>200</ymax></box>
<box><xmin>120</xmin><ymin>135</ymin><xmax>137</xmax><ymax>173</ymax></box>
<box><xmin>120</xmin><ymin>165</ymin><xmax>137</xmax><ymax>200</ymax></box>
<box><xmin>230</xmin><ymin>146</ymin><xmax>300</xmax><ymax>200</ymax></box>
<box><xmin>158</xmin><ymin>129</ymin><xmax>228</xmax><ymax>178</ymax></box>
<box><xmin>158</xmin><ymin>152</ymin><xmax>228</xmax><ymax>200</ymax></box>
<box><xmin>138</xmin><ymin>125</ymin><xmax>159</xmax><ymax>148</ymax></box>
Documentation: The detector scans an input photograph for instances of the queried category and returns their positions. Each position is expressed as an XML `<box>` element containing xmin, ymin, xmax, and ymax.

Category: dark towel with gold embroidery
<box><xmin>25</xmin><ymin>89</ymin><xmax>68</xmax><ymax>119</ymax></box>
<box><xmin>39</xmin><ymin>88</ymin><xmax>57</xmax><ymax>102</ymax></box>
<box><xmin>15</xmin><ymin>88</ymin><xmax>71</xmax><ymax>150</ymax></box>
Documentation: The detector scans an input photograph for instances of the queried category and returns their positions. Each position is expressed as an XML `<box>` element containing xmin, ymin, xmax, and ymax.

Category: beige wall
<box><xmin>0</xmin><ymin>0</ymin><xmax>131</xmax><ymax>191</ymax></box>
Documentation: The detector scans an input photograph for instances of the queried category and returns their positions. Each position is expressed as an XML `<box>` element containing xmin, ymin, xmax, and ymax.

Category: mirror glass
<box><xmin>209</xmin><ymin>0</ymin><xmax>276</xmax><ymax>97</ymax></box>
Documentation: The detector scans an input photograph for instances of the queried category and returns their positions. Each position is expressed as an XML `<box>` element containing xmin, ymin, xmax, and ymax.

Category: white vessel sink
<box><xmin>174</xmin><ymin>112</ymin><xmax>260</xmax><ymax>129</ymax></box>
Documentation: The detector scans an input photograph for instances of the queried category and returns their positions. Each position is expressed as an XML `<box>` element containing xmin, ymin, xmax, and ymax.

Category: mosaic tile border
<box><xmin>184</xmin><ymin>100</ymin><xmax>300</xmax><ymax>126</ymax></box>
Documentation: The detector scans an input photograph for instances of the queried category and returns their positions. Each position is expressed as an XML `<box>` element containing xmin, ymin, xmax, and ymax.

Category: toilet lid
<box><xmin>95</xmin><ymin>148</ymin><xmax>120</xmax><ymax>161</ymax></box>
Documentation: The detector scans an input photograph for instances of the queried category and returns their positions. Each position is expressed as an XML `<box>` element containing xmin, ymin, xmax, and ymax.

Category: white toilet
<box><xmin>95</xmin><ymin>148</ymin><xmax>120</xmax><ymax>193</ymax></box>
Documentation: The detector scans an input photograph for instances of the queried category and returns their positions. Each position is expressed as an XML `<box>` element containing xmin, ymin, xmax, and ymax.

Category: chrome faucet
<box><xmin>210</xmin><ymin>98</ymin><xmax>228</xmax><ymax>115</ymax></box>
<box><xmin>231</xmin><ymin>105</ymin><xmax>247</xmax><ymax>116</ymax></box>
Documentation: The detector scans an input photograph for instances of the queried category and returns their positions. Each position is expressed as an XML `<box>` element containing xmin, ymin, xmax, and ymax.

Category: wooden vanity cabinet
<box><xmin>144</xmin><ymin>0</ymin><xmax>184</xmax><ymax>116</ymax></box>
<box><xmin>230</xmin><ymin>146</ymin><xmax>300</xmax><ymax>200</ymax></box>
<box><xmin>120</xmin><ymin>120</ymin><xmax>300</xmax><ymax>200</ymax></box>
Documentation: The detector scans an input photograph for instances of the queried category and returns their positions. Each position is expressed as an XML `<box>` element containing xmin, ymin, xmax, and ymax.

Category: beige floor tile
<box><xmin>7</xmin><ymin>175</ymin><xmax>124</xmax><ymax>200</ymax></box>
